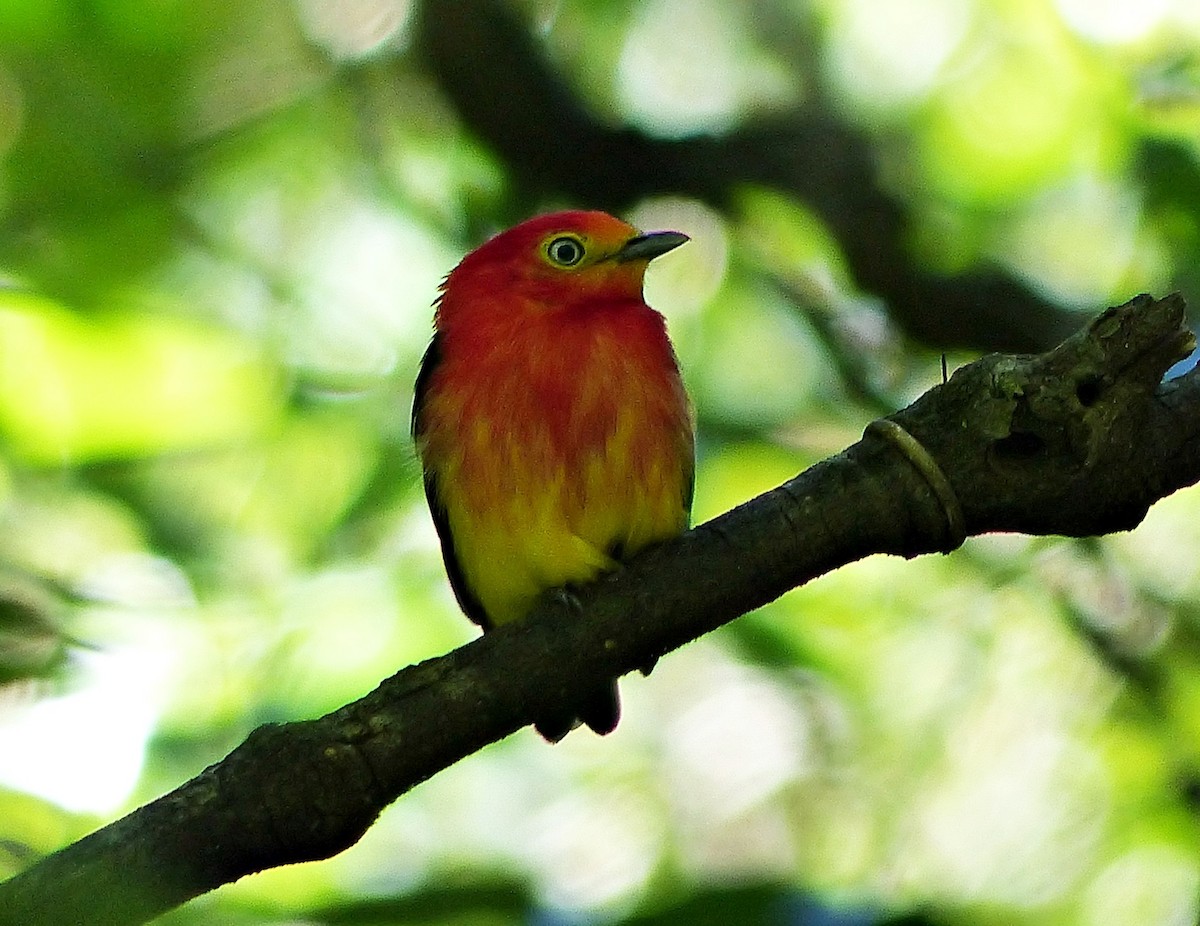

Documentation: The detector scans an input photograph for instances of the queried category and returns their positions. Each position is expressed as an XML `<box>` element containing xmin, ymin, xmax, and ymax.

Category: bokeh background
<box><xmin>2</xmin><ymin>0</ymin><xmax>1200</xmax><ymax>924</ymax></box>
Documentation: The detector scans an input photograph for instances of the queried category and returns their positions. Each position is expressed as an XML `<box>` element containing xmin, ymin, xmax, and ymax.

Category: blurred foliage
<box><xmin>1</xmin><ymin>0</ymin><xmax>1200</xmax><ymax>925</ymax></box>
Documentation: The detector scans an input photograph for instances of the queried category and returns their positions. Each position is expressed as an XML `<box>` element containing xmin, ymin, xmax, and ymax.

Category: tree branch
<box><xmin>408</xmin><ymin>0</ymin><xmax>1080</xmax><ymax>352</ymax></box>
<box><xmin>2</xmin><ymin>293</ymin><xmax>1198</xmax><ymax>925</ymax></box>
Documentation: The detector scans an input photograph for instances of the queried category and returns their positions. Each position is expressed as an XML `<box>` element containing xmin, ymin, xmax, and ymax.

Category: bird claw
<box><xmin>548</xmin><ymin>585</ymin><xmax>585</xmax><ymax>614</ymax></box>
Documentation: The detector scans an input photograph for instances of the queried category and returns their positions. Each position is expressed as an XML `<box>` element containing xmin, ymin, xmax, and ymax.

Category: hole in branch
<box><xmin>1076</xmin><ymin>375</ymin><xmax>1103</xmax><ymax>407</ymax></box>
<box><xmin>993</xmin><ymin>431</ymin><xmax>1045</xmax><ymax>462</ymax></box>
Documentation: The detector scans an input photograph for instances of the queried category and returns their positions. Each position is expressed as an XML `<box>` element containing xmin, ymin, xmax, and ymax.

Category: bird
<box><xmin>412</xmin><ymin>210</ymin><xmax>694</xmax><ymax>741</ymax></box>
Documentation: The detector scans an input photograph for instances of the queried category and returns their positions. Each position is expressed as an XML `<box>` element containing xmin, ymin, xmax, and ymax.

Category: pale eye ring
<box><xmin>546</xmin><ymin>236</ymin><xmax>585</xmax><ymax>267</ymax></box>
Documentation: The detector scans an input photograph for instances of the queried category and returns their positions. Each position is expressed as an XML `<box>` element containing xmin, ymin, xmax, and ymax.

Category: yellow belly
<box><xmin>438</xmin><ymin>411</ymin><xmax>689</xmax><ymax>625</ymax></box>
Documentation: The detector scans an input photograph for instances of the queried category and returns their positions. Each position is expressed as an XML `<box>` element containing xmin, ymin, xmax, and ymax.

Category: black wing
<box><xmin>682</xmin><ymin>446</ymin><xmax>696</xmax><ymax>523</ymax></box>
<box><xmin>412</xmin><ymin>333</ymin><xmax>492</xmax><ymax>630</ymax></box>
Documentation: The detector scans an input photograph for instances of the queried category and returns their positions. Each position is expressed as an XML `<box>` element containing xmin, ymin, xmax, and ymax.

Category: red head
<box><xmin>436</xmin><ymin>210</ymin><xmax>688</xmax><ymax>330</ymax></box>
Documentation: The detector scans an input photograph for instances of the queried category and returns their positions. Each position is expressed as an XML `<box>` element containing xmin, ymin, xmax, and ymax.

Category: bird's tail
<box><xmin>534</xmin><ymin>678</ymin><xmax>621</xmax><ymax>742</ymax></box>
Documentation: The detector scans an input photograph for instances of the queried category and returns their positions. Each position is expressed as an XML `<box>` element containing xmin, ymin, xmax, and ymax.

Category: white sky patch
<box><xmin>0</xmin><ymin>633</ymin><xmax>177</xmax><ymax>814</ymax></box>
<box><xmin>629</xmin><ymin>198</ymin><xmax>729</xmax><ymax>321</ymax></box>
<box><xmin>1053</xmin><ymin>0</ymin><xmax>1171</xmax><ymax>44</ymax></box>
<box><xmin>526</xmin><ymin>786</ymin><xmax>664</xmax><ymax>912</ymax></box>
<box><xmin>997</xmin><ymin>175</ymin><xmax>1151</xmax><ymax>305</ymax></box>
<box><xmin>295</xmin><ymin>0</ymin><xmax>414</xmax><ymax>59</ymax></box>
<box><xmin>826</xmin><ymin>0</ymin><xmax>973</xmax><ymax>111</ymax></box>
<box><xmin>616</xmin><ymin>0</ymin><xmax>794</xmax><ymax>137</ymax></box>
<box><xmin>289</xmin><ymin>206</ymin><xmax>456</xmax><ymax>380</ymax></box>
<box><xmin>1082</xmin><ymin>846</ymin><xmax>1200</xmax><ymax>926</ymax></box>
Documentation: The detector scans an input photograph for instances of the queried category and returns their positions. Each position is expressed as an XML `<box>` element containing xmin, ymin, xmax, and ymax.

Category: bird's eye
<box><xmin>546</xmin><ymin>236</ymin><xmax>585</xmax><ymax>267</ymax></box>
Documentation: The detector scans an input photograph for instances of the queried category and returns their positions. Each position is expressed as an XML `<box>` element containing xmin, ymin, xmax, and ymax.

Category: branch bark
<box><xmin>2</xmin><ymin>293</ymin><xmax>1199</xmax><ymax>925</ymax></box>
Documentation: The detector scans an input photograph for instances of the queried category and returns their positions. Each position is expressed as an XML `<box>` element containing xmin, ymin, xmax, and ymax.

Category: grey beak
<box><xmin>617</xmin><ymin>230</ymin><xmax>690</xmax><ymax>263</ymax></box>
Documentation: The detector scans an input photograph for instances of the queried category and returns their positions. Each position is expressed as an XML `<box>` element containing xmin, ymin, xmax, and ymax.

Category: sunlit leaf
<box><xmin>0</xmin><ymin>289</ymin><xmax>280</xmax><ymax>463</ymax></box>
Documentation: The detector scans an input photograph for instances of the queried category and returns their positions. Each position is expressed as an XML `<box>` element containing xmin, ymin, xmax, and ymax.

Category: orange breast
<box><xmin>419</xmin><ymin>299</ymin><xmax>692</xmax><ymax>625</ymax></box>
